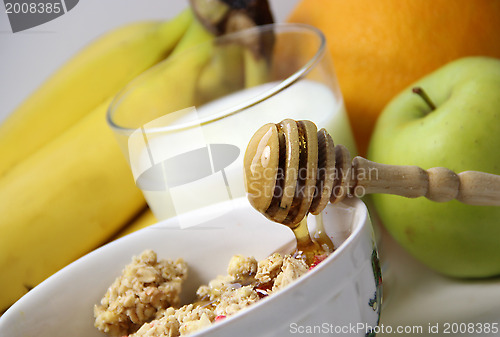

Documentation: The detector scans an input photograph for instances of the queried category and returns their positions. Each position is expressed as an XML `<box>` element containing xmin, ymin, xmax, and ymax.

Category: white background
<box><xmin>0</xmin><ymin>0</ymin><xmax>299</xmax><ymax>123</ymax></box>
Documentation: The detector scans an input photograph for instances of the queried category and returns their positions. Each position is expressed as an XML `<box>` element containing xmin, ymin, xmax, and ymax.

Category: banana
<box><xmin>196</xmin><ymin>43</ymin><xmax>245</xmax><ymax>103</ymax></box>
<box><xmin>170</xmin><ymin>14</ymin><xmax>214</xmax><ymax>56</ymax></box>
<box><xmin>0</xmin><ymin>9</ymin><xmax>193</xmax><ymax>179</ymax></box>
<box><xmin>243</xmin><ymin>49</ymin><xmax>270</xmax><ymax>88</ymax></box>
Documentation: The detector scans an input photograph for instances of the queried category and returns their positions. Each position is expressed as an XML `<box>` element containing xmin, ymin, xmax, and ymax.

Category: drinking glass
<box><xmin>107</xmin><ymin>23</ymin><xmax>357</xmax><ymax>227</ymax></box>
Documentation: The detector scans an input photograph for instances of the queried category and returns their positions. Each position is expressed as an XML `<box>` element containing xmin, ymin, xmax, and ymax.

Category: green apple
<box><xmin>367</xmin><ymin>56</ymin><xmax>500</xmax><ymax>278</ymax></box>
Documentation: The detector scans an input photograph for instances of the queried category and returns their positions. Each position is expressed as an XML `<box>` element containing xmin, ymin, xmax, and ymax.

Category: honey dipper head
<box><xmin>244</xmin><ymin>119</ymin><xmax>334</xmax><ymax>227</ymax></box>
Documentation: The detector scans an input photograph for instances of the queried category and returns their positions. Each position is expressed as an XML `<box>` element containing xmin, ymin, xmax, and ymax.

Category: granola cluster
<box><xmin>94</xmin><ymin>250</ymin><xmax>187</xmax><ymax>336</ymax></box>
<box><xmin>94</xmin><ymin>250</ymin><xmax>311</xmax><ymax>337</ymax></box>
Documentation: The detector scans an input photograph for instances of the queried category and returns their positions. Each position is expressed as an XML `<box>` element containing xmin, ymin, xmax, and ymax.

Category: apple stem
<box><xmin>412</xmin><ymin>87</ymin><xmax>436</xmax><ymax>111</ymax></box>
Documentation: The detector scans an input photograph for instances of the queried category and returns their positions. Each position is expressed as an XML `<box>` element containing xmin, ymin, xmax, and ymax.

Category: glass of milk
<box><xmin>107</xmin><ymin>23</ymin><xmax>357</xmax><ymax>227</ymax></box>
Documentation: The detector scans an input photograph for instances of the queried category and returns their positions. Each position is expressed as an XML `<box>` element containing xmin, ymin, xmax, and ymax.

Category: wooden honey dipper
<box><xmin>244</xmin><ymin>119</ymin><xmax>500</xmax><ymax>227</ymax></box>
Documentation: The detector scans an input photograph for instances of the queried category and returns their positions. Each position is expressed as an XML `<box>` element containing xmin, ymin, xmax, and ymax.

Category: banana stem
<box><xmin>190</xmin><ymin>0</ymin><xmax>275</xmax><ymax>79</ymax></box>
<box><xmin>190</xmin><ymin>0</ymin><xmax>274</xmax><ymax>36</ymax></box>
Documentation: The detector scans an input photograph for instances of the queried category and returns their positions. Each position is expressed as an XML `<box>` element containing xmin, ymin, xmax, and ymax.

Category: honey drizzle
<box><xmin>290</xmin><ymin>215</ymin><xmax>334</xmax><ymax>266</ymax></box>
<box><xmin>311</xmin><ymin>213</ymin><xmax>335</xmax><ymax>252</ymax></box>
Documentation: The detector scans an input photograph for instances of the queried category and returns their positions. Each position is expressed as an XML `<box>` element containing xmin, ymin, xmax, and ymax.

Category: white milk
<box><xmin>129</xmin><ymin>79</ymin><xmax>356</xmax><ymax>225</ymax></box>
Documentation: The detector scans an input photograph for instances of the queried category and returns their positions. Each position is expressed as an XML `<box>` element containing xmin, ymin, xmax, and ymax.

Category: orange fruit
<box><xmin>288</xmin><ymin>0</ymin><xmax>500</xmax><ymax>155</ymax></box>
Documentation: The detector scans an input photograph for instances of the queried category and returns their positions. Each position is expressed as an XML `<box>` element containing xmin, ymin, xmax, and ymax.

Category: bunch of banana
<box><xmin>0</xmin><ymin>0</ymin><xmax>274</xmax><ymax>313</ymax></box>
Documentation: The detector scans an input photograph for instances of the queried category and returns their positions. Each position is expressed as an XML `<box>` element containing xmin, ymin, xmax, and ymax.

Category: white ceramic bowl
<box><xmin>0</xmin><ymin>198</ymin><xmax>381</xmax><ymax>337</ymax></box>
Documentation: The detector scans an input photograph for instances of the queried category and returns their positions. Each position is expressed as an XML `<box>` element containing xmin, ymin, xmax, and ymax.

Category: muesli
<box><xmin>94</xmin><ymin>249</ymin><xmax>326</xmax><ymax>336</ymax></box>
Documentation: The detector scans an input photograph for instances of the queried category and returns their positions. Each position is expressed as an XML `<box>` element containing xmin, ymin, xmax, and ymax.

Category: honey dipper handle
<box><xmin>352</xmin><ymin>157</ymin><xmax>500</xmax><ymax>206</ymax></box>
